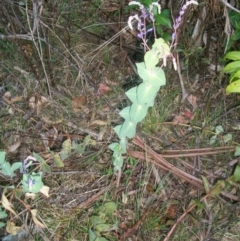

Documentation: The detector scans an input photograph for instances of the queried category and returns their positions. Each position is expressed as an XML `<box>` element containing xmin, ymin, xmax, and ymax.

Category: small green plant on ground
<box><xmin>89</xmin><ymin>201</ymin><xmax>118</xmax><ymax>241</ymax></box>
<box><xmin>51</xmin><ymin>135</ymin><xmax>95</xmax><ymax>168</ymax></box>
<box><xmin>0</xmin><ymin>151</ymin><xmax>46</xmax><ymax>235</ymax></box>
<box><xmin>0</xmin><ymin>135</ymin><xmax>95</xmax><ymax>230</ymax></box>
<box><xmin>0</xmin><ymin>152</ymin><xmax>44</xmax><ymax>193</ymax></box>
<box><xmin>0</xmin><ymin>207</ymin><xmax>7</xmax><ymax>229</ymax></box>
<box><xmin>0</xmin><ymin>152</ymin><xmax>47</xmax><ymax>230</ymax></box>
<box><xmin>209</xmin><ymin>125</ymin><xmax>232</xmax><ymax>145</ymax></box>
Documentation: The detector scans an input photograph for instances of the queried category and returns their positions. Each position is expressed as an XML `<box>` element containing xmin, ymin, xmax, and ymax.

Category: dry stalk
<box><xmin>128</xmin><ymin>135</ymin><xmax>239</xmax><ymax>197</ymax></box>
<box><xmin>128</xmin><ymin>135</ymin><xmax>239</xmax><ymax>240</ymax></box>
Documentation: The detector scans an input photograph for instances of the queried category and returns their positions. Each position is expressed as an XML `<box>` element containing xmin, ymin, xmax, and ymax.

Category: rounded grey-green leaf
<box><xmin>119</xmin><ymin>120</ymin><xmax>136</xmax><ymax>138</ymax></box>
<box><xmin>129</xmin><ymin>103</ymin><xmax>148</xmax><ymax>124</ymax></box>
<box><xmin>137</xmin><ymin>83</ymin><xmax>159</xmax><ymax>105</ymax></box>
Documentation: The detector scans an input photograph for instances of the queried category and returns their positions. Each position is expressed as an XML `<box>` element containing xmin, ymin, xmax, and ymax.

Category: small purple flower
<box><xmin>22</xmin><ymin>155</ymin><xmax>36</xmax><ymax>173</ymax></box>
<box><xmin>26</xmin><ymin>177</ymin><xmax>36</xmax><ymax>192</ymax></box>
<box><xmin>147</xmin><ymin>28</ymin><xmax>153</xmax><ymax>33</ymax></box>
<box><xmin>182</xmin><ymin>5</ymin><xmax>188</xmax><ymax>11</ymax></box>
<box><xmin>141</xmin><ymin>8</ymin><xmax>148</xmax><ymax>18</ymax></box>
<box><xmin>128</xmin><ymin>1</ymin><xmax>161</xmax><ymax>44</ymax></box>
<box><xmin>179</xmin><ymin>10</ymin><xmax>185</xmax><ymax>16</ymax></box>
<box><xmin>137</xmin><ymin>27</ymin><xmax>153</xmax><ymax>39</ymax></box>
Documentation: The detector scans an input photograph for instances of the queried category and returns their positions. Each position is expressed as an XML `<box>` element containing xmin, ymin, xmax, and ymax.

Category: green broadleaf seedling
<box><xmin>89</xmin><ymin>201</ymin><xmax>117</xmax><ymax>241</ymax></box>
<box><xmin>21</xmin><ymin>172</ymin><xmax>44</xmax><ymax>193</ymax></box>
<box><xmin>234</xmin><ymin>146</ymin><xmax>240</xmax><ymax>157</ymax></box>
<box><xmin>0</xmin><ymin>207</ymin><xmax>7</xmax><ymax>228</ymax></box>
<box><xmin>1</xmin><ymin>161</ymin><xmax>22</xmax><ymax>178</ymax></box>
<box><xmin>33</xmin><ymin>152</ymin><xmax>51</xmax><ymax>172</ymax></box>
<box><xmin>53</xmin><ymin>153</ymin><xmax>64</xmax><ymax>167</ymax></box>
<box><xmin>210</xmin><ymin>125</ymin><xmax>232</xmax><ymax>145</ymax></box>
<box><xmin>0</xmin><ymin>151</ymin><xmax>6</xmax><ymax>164</ymax></box>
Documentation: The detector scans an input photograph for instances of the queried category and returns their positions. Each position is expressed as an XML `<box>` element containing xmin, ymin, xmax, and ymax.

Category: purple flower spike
<box><xmin>22</xmin><ymin>155</ymin><xmax>36</xmax><ymax>174</ymax></box>
<box><xmin>128</xmin><ymin>1</ymin><xmax>162</xmax><ymax>46</ymax></box>
<box><xmin>172</xmin><ymin>0</ymin><xmax>198</xmax><ymax>39</ymax></box>
<box><xmin>141</xmin><ymin>8</ymin><xmax>148</xmax><ymax>18</ymax></box>
<box><xmin>146</xmin><ymin>28</ymin><xmax>153</xmax><ymax>34</ymax></box>
<box><xmin>176</xmin><ymin>16</ymin><xmax>182</xmax><ymax>25</ymax></box>
<box><xmin>179</xmin><ymin>10</ymin><xmax>185</xmax><ymax>16</ymax></box>
<box><xmin>137</xmin><ymin>27</ymin><xmax>153</xmax><ymax>39</ymax></box>
<box><xmin>26</xmin><ymin>177</ymin><xmax>36</xmax><ymax>192</ymax></box>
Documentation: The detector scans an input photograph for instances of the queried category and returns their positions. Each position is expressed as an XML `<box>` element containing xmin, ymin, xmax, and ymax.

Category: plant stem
<box><xmin>176</xmin><ymin>52</ymin><xmax>188</xmax><ymax>102</ymax></box>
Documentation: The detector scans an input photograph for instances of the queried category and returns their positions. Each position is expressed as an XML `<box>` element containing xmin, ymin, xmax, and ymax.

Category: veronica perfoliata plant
<box><xmin>109</xmin><ymin>0</ymin><xmax>199</xmax><ymax>171</ymax></box>
<box><xmin>109</xmin><ymin>1</ymin><xmax>171</xmax><ymax>171</ymax></box>
<box><xmin>21</xmin><ymin>172</ymin><xmax>44</xmax><ymax>193</ymax></box>
<box><xmin>21</xmin><ymin>155</ymin><xmax>44</xmax><ymax>193</ymax></box>
<box><xmin>0</xmin><ymin>151</ymin><xmax>44</xmax><ymax>193</ymax></box>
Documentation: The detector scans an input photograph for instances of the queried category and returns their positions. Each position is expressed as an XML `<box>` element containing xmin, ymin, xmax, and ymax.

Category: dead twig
<box><xmin>129</xmin><ymin>136</ymin><xmax>239</xmax><ymax>200</ymax></box>
<box><xmin>159</xmin><ymin>146</ymin><xmax>235</xmax><ymax>157</ymax></box>
<box><xmin>127</xmin><ymin>149</ymin><xmax>204</xmax><ymax>190</ymax></box>
<box><xmin>176</xmin><ymin>52</ymin><xmax>188</xmax><ymax>102</ymax></box>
